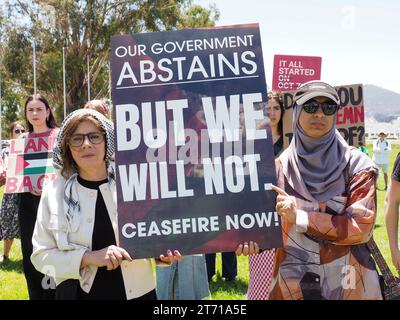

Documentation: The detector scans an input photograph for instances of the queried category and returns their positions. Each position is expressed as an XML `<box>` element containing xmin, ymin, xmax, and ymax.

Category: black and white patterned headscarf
<box><xmin>53</xmin><ymin>108</ymin><xmax>114</xmax><ymax>170</ymax></box>
<box><xmin>52</xmin><ymin>108</ymin><xmax>115</xmax><ymax>232</ymax></box>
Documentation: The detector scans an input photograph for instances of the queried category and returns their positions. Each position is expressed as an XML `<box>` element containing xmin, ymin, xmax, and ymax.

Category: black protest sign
<box><xmin>111</xmin><ymin>24</ymin><xmax>282</xmax><ymax>259</ymax></box>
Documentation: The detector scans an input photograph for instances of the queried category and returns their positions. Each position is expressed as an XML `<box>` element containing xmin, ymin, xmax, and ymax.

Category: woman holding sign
<box><xmin>238</xmin><ymin>81</ymin><xmax>382</xmax><ymax>300</ymax></box>
<box><xmin>0</xmin><ymin>121</ymin><xmax>26</xmax><ymax>263</ymax></box>
<box><xmin>31</xmin><ymin>109</ymin><xmax>182</xmax><ymax>300</ymax></box>
<box><xmin>18</xmin><ymin>94</ymin><xmax>58</xmax><ymax>300</ymax></box>
<box><xmin>247</xmin><ymin>91</ymin><xmax>284</xmax><ymax>300</ymax></box>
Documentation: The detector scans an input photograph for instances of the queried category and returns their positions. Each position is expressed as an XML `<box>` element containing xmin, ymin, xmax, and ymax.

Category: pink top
<box><xmin>25</xmin><ymin>128</ymin><xmax>59</xmax><ymax>139</ymax></box>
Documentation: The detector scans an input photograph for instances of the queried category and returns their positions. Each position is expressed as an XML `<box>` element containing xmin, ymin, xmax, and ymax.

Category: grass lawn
<box><xmin>1</xmin><ymin>143</ymin><xmax>399</xmax><ymax>300</ymax></box>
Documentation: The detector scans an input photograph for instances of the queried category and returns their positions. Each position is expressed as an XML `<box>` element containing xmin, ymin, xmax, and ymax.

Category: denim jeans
<box><xmin>156</xmin><ymin>254</ymin><xmax>210</xmax><ymax>300</ymax></box>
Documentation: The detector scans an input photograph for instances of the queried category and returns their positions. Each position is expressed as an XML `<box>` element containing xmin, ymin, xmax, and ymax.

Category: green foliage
<box><xmin>0</xmin><ymin>239</ymin><xmax>28</xmax><ymax>300</ymax></box>
<box><xmin>177</xmin><ymin>4</ymin><xmax>220</xmax><ymax>28</ymax></box>
<box><xmin>0</xmin><ymin>87</ymin><xmax>25</xmax><ymax>139</ymax></box>
<box><xmin>3</xmin><ymin>30</ymin><xmax>33</xmax><ymax>89</ymax></box>
<box><xmin>0</xmin><ymin>0</ymin><xmax>219</xmax><ymax>125</ymax></box>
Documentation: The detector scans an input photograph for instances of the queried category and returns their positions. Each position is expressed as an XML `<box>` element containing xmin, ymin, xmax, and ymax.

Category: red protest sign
<box><xmin>272</xmin><ymin>54</ymin><xmax>322</xmax><ymax>91</ymax></box>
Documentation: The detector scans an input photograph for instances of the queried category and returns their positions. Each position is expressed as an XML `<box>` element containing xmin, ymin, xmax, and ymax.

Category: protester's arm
<box><xmin>31</xmin><ymin>190</ymin><xmax>88</xmax><ymax>280</ymax></box>
<box><xmin>296</xmin><ymin>170</ymin><xmax>377</xmax><ymax>245</ymax></box>
<box><xmin>385</xmin><ymin>180</ymin><xmax>400</xmax><ymax>272</ymax></box>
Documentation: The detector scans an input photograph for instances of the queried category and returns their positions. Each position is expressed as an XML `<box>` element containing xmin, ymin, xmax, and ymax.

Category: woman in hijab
<box><xmin>31</xmin><ymin>109</ymin><xmax>182</xmax><ymax>300</ymax></box>
<box><xmin>238</xmin><ymin>81</ymin><xmax>382</xmax><ymax>300</ymax></box>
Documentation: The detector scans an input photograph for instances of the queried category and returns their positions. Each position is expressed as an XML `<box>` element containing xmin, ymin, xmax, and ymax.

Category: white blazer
<box><xmin>31</xmin><ymin>173</ymin><xmax>157</xmax><ymax>299</ymax></box>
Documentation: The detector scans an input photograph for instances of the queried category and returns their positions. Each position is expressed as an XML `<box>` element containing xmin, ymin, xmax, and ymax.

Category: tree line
<box><xmin>0</xmin><ymin>0</ymin><xmax>219</xmax><ymax>138</ymax></box>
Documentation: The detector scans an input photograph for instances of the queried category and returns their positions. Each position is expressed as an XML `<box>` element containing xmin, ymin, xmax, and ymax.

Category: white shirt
<box><xmin>31</xmin><ymin>174</ymin><xmax>159</xmax><ymax>299</ymax></box>
<box><xmin>372</xmin><ymin>138</ymin><xmax>391</xmax><ymax>164</ymax></box>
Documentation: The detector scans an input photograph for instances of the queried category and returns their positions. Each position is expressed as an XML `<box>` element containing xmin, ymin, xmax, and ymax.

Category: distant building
<box><xmin>365</xmin><ymin>117</ymin><xmax>400</xmax><ymax>139</ymax></box>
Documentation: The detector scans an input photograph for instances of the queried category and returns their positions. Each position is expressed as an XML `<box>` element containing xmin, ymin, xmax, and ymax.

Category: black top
<box><xmin>274</xmin><ymin>135</ymin><xmax>284</xmax><ymax>157</ymax></box>
<box><xmin>392</xmin><ymin>153</ymin><xmax>400</xmax><ymax>182</ymax></box>
<box><xmin>76</xmin><ymin>176</ymin><xmax>126</xmax><ymax>300</ymax></box>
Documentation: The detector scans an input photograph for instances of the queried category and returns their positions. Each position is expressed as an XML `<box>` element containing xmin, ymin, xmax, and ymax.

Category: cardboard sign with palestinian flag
<box><xmin>5</xmin><ymin>136</ymin><xmax>57</xmax><ymax>193</ymax></box>
<box><xmin>282</xmin><ymin>83</ymin><xmax>365</xmax><ymax>149</ymax></box>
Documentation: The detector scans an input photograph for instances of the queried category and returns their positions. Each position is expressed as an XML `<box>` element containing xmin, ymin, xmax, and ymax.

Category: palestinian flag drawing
<box><xmin>14</xmin><ymin>152</ymin><xmax>54</xmax><ymax>176</ymax></box>
<box><xmin>5</xmin><ymin>137</ymin><xmax>57</xmax><ymax>194</ymax></box>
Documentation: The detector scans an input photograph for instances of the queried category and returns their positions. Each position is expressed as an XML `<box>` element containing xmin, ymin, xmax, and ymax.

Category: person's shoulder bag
<box><xmin>367</xmin><ymin>238</ymin><xmax>400</xmax><ymax>300</ymax></box>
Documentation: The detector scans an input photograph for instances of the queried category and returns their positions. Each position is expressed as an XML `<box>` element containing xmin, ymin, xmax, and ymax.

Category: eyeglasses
<box><xmin>14</xmin><ymin>129</ymin><xmax>25</xmax><ymax>134</ymax></box>
<box><xmin>68</xmin><ymin>132</ymin><xmax>105</xmax><ymax>147</ymax></box>
<box><xmin>301</xmin><ymin>99</ymin><xmax>338</xmax><ymax>116</ymax></box>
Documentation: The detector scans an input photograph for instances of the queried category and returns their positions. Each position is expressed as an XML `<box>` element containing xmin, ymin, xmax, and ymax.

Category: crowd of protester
<box><xmin>0</xmin><ymin>82</ymin><xmax>399</xmax><ymax>300</ymax></box>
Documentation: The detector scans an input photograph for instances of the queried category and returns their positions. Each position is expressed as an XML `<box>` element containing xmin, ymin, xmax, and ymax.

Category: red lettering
<box><xmin>343</xmin><ymin>107</ymin><xmax>354</xmax><ymax>124</ymax></box>
<box><xmin>37</xmin><ymin>174</ymin><xmax>46</xmax><ymax>190</ymax></box>
<box><xmin>24</xmin><ymin>139</ymin><xmax>38</xmax><ymax>153</ymax></box>
<box><xmin>37</xmin><ymin>138</ymin><xmax>49</xmax><ymax>152</ymax></box>
<box><xmin>5</xmin><ymin>177</ymin><xmax>18</xmax><ymax>193</ymax></box>
<box><xmin>336</xmin><ymin>105</ymin><xmax>364</xmax><ymax>125</ymax></box>
<box><xmin>10</xmin><ymin>140</ymin><xmax>23</xmax><ymax>154</ymax></box>
<box><xmin>18</xmin><ymin>176</ymin><xmax>33</xmax><ymax>193</ymax></box>
<box><xmin>354</xmin><ymin>105</ymin><xmax>364</xmax><ymax>123</ymax></box>
<box><xmin>37</xmin><ymin>173</ymin><xmax>56</xmax><ymax>190</ymax></box>
<box><xmin>22</xmin><ymin>137</ymin><xmax>54</xmax><ymax>154</ymax></box>
<box><xmin>336</xmin><ymin>109</ymin><xmax>345</xmax><ymax>125</ymax></box>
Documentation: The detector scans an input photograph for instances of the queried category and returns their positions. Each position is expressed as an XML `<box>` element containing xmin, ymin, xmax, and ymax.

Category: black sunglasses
<box><xmin>14</xmin><ymin>129</ymin><xmax>25</xmax><ymax>134</ymax></box>
<box><xmin>301</xmin><ymin>99</ymin><xmax>338</xmax><ymax>116</ymax></box>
